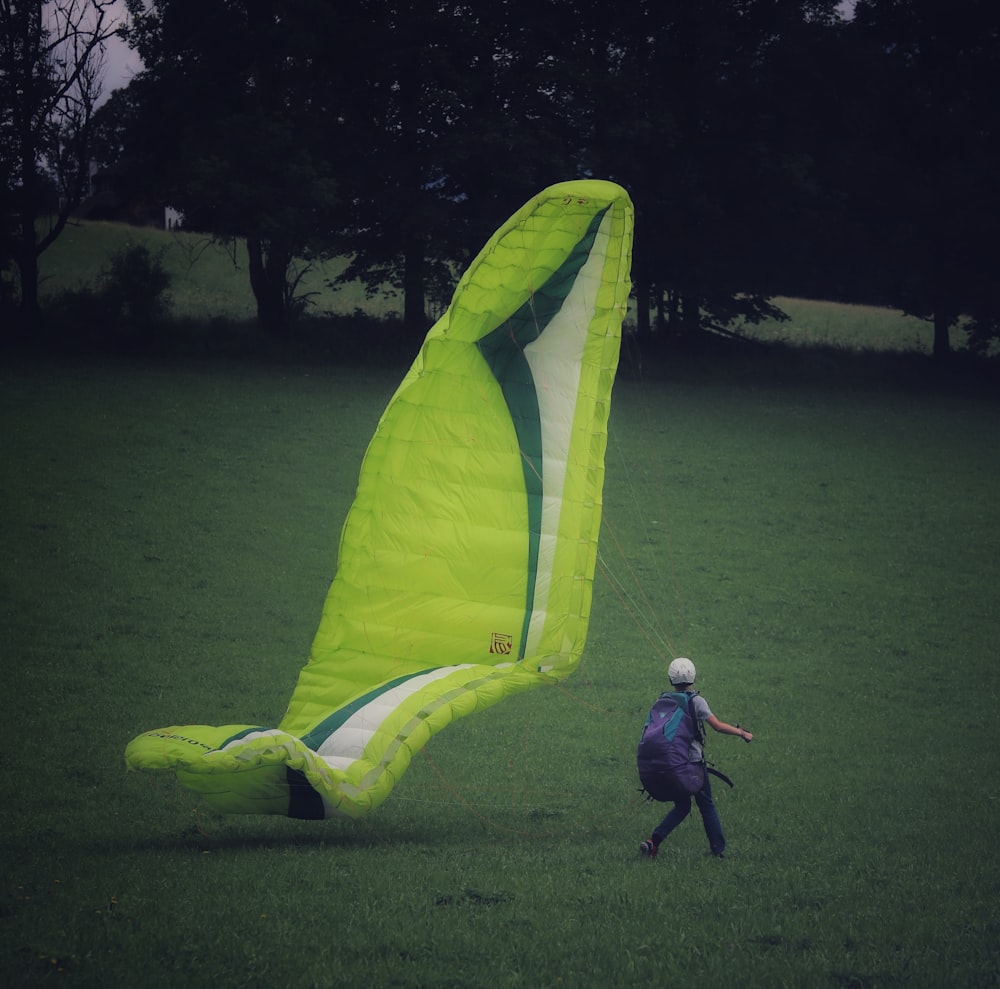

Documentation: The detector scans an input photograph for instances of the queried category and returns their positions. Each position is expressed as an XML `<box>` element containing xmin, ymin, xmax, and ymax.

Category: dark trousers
<box><xmin>651</xmin><ymin>770</ymin><xmax>725</xmax><ymax>855</ymax></box>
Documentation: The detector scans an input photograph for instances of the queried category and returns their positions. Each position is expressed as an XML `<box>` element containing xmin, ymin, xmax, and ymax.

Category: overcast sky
<box><xmin>99</xmin><ymin>1</ymin><xmax>141</xmax><ymax>103</ymax></box>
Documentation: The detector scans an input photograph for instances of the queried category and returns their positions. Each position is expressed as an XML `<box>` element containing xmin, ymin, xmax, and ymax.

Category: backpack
<box><xmin>636</xmin><ymin>690</ymin><xmax>706</xmax><ymax>802</ymax></box>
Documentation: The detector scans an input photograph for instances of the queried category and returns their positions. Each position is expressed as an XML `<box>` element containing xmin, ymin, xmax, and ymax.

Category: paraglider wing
<box><xmin>125</xmin><ymin>180</ymin><xmax>634</xmax><ymax>819</ymax></box>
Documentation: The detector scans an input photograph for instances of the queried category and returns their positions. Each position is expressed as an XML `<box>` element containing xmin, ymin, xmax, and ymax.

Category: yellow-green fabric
<box><xmin>125</xmin><ymin>180</ymin><xmax>634</xmax><ymax>819</ymax></box>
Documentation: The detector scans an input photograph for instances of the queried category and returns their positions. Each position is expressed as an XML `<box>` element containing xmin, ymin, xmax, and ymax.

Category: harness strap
<box><xmin>706</xmin><ymin>765</ymin><xmax>735</xmax><ymax>788</ymax></box>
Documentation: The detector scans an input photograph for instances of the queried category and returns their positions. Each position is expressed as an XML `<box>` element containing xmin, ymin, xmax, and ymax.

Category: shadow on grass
<box><xmin>2</xmin><ymin>309</ymin><xmax>422</xmax><ymax>368</ymax></box>
<box><xmin>118</xmin><ymin>829</ymin><xmax>375</xmax><ymax>855</ymax></box>
<box><xmin>623</xmin><ymin>328</ymin><xmax>1000</xmax><ymax>398</ymax></box>
<box><xmin>5</xmin><ymin>310</ymin><xmax>997</xmax><ymax>397</ymax></box>
<box><xmin>103</xmin><ymin>815</ymin><xmax>468</xmax><ymax>856</ymax></box>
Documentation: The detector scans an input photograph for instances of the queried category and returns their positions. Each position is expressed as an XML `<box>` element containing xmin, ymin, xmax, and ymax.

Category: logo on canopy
<box><xmin>489</xmin><ymin>632</ymin><xmax>513</xmax><ymax>655</ymax></box>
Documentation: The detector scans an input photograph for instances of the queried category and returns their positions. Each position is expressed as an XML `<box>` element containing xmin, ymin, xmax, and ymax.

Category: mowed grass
<box><xmin>38</xmin><ymin>220</ymin><xmax>401</xmax><ymax>321</ymax></box>
<box><xmin>35</xmin><ymin>219</ymin><xmax>974</xmax><ymax>357</ymax></box>
<box><xmin>738</xmin><ymin>296</ymin><xmax>968</xmax><ymax>355</ymax></box>
<box><xmin>2</xmin><ymin>353</ymin><xmax>998</xmax><ymax>987</ymax></box>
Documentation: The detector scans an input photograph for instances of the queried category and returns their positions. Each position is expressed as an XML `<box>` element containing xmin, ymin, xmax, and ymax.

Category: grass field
<box><xmin>31</xmin><ymin>219</ymin><xmax>976</xmax><ymax>358</ymax></box>
<box><xmin>37</xmin><ymin>220</ymin><xmax>403</xmax><ymax>322</ymax></box>
<box><xmin>2</xmin><ymin>348</ymin><xmax>999</xmax><ymax>986</ymax></box>
<box><xmin>735</xmin><ymin>297</ymin><xmax>969</xmax><ymax>355</ymax></box>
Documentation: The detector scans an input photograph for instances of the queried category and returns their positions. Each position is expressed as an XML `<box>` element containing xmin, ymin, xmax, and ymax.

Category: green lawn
<box><xmin>34</xmin><ymin>219</ymin><xmax>970</xmax><ymax>357</ymax></box>
<box><xmin>38</xmin><ymin>220</ymin><xmax>402</xmax><ymax>321</ymax></box>
<box><xmin>2</xmin><ymin>355</ymin><xmax>998</xmax><ymax>987</ymax></box>
<box><xmin>736</xmin><ymin>296</ymin><xmax>976</xmax><ymax>356</ymax></box>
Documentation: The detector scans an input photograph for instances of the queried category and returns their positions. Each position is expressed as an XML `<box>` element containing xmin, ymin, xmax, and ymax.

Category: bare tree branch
<box><xmin>1</xmin><ymin>0</ymin><xmax>124</xmax><ymax>318</ymax></box>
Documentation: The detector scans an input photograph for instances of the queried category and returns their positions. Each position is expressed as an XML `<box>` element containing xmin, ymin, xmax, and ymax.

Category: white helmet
<box><xmin>668</xmin><ymin>657</ymin><xmax>697</xmax><ymax>686</ymax></box>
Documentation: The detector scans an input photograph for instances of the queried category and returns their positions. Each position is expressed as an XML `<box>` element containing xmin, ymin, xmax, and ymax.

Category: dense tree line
<box><xmin>3</xmin><ymin>0</ymin><xmax>998</xmax><ymax>358</ymax></box>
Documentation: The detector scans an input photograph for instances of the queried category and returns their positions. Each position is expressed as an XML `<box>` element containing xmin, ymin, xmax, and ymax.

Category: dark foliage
<box><xmin>19</xmin><ymin>0</ymin><xmax>999</xmax><ymax>360</ymax></box>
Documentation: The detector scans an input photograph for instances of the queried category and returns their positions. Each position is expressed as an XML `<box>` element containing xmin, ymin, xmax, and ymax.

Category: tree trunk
<box><xmin>680</xmin><ymin>293</ymin><xmax>701</xmax><ymax>338</ymax></box>
<box><xmin>662</xmin><ymin>289</ymin><xmax>678</xmax><ymax>342</ymax></box>
<box><xmin>932</xmin><ymin>309</ymin><xmax>951</xmax><ymax>361</ymax></box>
<box><xmin>16</xmin><ymin>238</ymin><xmax>40</xmax><ymax>319</ymax></box>
<box><xmin>15</xmin><ymin>131</ymin><xmax>41</xmax><ymax>322</ymax></box>
<box><xmin>402</xmin><ymin>235</ymin><xmax>427</xmax><ymax>332</ymax></box>
<box><xmin>634</xmin><ymin>276</ymin><xmax>650</xmax><ymax>339</ymax></box>
<box><xmin>247</xmin><ymin>234</ymin><xmax>289</xmax><ymax>336</ymax></box>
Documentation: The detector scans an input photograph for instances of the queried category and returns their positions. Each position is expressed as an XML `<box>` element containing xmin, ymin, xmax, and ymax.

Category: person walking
<box><xmin>637</xmin><ymin>657</ymin><xmax>753</xmax><ymax>859</ymax></box>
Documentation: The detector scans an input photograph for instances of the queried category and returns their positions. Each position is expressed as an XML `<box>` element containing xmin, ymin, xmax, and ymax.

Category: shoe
<box><xmin>639</xmin><ymin>839</ymin><xmax>658</xmax><ymax>859</ymax></box>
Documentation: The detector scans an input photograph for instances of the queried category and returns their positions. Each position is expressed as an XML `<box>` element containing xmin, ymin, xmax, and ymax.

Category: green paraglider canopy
<box><xmin>125</xmin><ymin>180</ymin><xmax>635</xmax><ymax>819</ymax></box>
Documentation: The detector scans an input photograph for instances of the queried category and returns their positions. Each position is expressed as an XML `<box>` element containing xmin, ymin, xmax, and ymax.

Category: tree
<box><xmin>846</xmin><ymin>0</ymin><xmax>1000</xmax><ymax>359</ymax></box>
<box><xmin>0</xmin><ymin>0</ymin><xmax>120</xmax><ymax>330</ymax></box>
<box><xmin>327</xmin><ymin>1</ymin><xmax>575</xmax><ymax>332</ymax></box>
<box><xmin>328</xmin><ymin>0</ymin><xmax>850</xmax><ymax>347</ymax></box>
<box><xmin>113</xmin><ymin>0</ymin><xmax>856</xmax><ymax>349</ymax></box>
<box><xmin>120</xmin><ymin>0</ymin><xmax>345</xmax><ymax>335</ymax></box>
<box><xmin>583</xmin><ymin>0</ymin><xmax>845</xmax><ymax>347</ymax></box>
<box><xmin>332</xmin><ymin>0</ymin><xmax>642</xmax><ymax>333</ymax></box>
<box><xmin>327</xmin><ymin>2</ymin><xmax>461</xmax><ymax>331</ymax></box>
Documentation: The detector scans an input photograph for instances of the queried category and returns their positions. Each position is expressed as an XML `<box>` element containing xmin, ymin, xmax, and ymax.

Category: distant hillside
<box><xmin>40</xmin><ymin>220</ymin><xmax>402</xmax><ymax>322</ymax></box>
<box><xmin>38</xmin><ymin>219</ymin><xmax>958</xmax><ymax>355</ymax></box>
